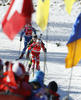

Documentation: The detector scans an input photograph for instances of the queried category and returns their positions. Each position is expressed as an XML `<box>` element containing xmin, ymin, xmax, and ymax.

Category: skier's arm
<box><xmin>32</xmin><ymin>27</ymin><xmax>36</xmax><ymax>34</ymax></box>
<box><xmin>28</xmin><ymin>43</ymin><xmax>35</xmax><ymax>50</ymax></box>
<box><xmin>41</xmin><ymin>42</ymin><xmax>47</xmax><ymax>53</ymax></box>
<box><xmin>41</xmin><ymin>41</ymin><xmax>45</xmax><ymax>46</ymax></box>
<box><xmin>27</xmin><ymin>39</ymin><xmax>33</xmax><ymax>48</ymax></box>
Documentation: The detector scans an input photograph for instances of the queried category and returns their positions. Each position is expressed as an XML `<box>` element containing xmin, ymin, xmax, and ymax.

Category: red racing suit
<box><xmin>24</xmin><ymin>27</ymin><xmax>32</xmax><ymax>36</ymax></box>
<box><xmin>28</xmin><ymin>42</ymin><xmax>46</xmax><ymax>70</ymax></box>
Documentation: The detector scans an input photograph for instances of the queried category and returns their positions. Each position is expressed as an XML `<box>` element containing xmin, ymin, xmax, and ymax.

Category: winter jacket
<box><xmin>28</xmin><ymin>42</ymin><xmax>45</xmax><ymax>54</ymax></box>
<box><xmin>0</xmin><ymin>71</ymin><xmax>32</xmax><ymax>97</ymax></box>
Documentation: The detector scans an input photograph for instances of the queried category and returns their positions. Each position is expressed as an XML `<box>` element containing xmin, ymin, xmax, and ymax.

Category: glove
<box><xmin>20</xmin><ymin>37</ymin><xmax>22</xmax><ymax>41</ymax></box>
<box><xmin>44</xmin><ymin>48</ymin><xmax>47</xmax><ymax>53</ymax></box>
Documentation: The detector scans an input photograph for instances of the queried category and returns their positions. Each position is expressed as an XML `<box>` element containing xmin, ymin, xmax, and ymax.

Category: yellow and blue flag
<box><xmin>36</xmin><ymin>0</ymin><xmax>50</xmax><ymax>31</ymax></box>
<box><xmin>64</xmin><ymin>0</ymin><xmax>76</xmax><ymax>14</ymax></box>
<box><xmin>65</xmin><ymin>13</ymin><xmax>81</xmax><ymax>68</ymax></box>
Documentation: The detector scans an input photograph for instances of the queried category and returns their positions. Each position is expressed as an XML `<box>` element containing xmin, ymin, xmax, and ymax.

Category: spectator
<box><xmin>47</xmin><ymin>81</ymin><xmax>60</xmax><ymax>100</ymax></box>
<box><xmin>0</xmin><ymin>62</ymin><xmax>32</xmax><ymax>97</ymax></box>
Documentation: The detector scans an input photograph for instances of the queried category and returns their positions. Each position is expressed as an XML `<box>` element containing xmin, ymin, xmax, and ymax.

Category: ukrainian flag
<box><xmin>65</xmin><ymin>13</ymin><xmax>81</xmax><ymax>68</ymax></box>
<box><xmin>36</xmin><ymin>0</ymin><xmax>50</xmax><ymax>31</ymax></box>
<box><xmin>64</xmin><ymin>0</ymin><xmax>76</xmax><ymax>14</ymax></box>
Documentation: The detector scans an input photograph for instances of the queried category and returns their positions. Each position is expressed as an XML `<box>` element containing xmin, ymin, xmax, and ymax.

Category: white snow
<box><xmin>0</xmin><ymin>0</ymin><xmax>81</xmax><ymax>100</ymax></box>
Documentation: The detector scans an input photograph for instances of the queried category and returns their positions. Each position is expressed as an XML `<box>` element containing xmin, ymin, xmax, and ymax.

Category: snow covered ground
<box><xmin>0</xmin><ymin>0</ymin><xmax>81</xmax><ymax>100</ymax></box>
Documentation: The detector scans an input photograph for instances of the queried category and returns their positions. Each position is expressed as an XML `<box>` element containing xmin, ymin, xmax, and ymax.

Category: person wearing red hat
<box><xmin>11</xmin><ymin>62</ymin><xmax>32</xmax><ymax>97</ymax></box>
<box><xmin>12</xmin><ymin>62</ymin><xmax>29</xmax><ymax>83</ymax></box>
<box><xmin>0</xmin><ymin>62</ymin><xmax>32</xmax><ymax>97</ymax></box>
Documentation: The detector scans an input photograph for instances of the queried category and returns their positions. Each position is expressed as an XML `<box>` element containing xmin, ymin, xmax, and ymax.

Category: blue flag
<box><xmin>67</xmin><ymin>13</ymin><xmax>81</xmax><ymax>44</ymax></box>
<box><xmin>65</xmin><ymin>13</ymin><xmax>81</xmax><ymax>68</ymax></box>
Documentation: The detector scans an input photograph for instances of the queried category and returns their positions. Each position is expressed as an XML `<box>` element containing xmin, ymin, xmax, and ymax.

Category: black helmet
<box><xmin>33</xmin><ymin>34</ymin><xmax>37</xmax><ymax>38</ymax></box>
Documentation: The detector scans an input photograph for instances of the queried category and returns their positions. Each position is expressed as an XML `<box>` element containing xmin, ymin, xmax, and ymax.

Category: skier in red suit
<box><xmin>28</xmin><ymin>39</ymin><xmax>46</xmax><ymax>70</ymax></box>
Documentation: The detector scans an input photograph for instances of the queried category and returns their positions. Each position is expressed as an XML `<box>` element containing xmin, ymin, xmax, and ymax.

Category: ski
<box><xmin>15</xmin><ymin>58</ymin><xmax>24</xmax><ymax>60</ymax></box>
<box><xmin>16</xmin><ymin>57</ymin><xmax>29</xmax><ymax>61</ymax></box>
<box><xmin>15</xmin><ymin>58</ymin><xmax>21</xmax><ymax>60</ymax></box>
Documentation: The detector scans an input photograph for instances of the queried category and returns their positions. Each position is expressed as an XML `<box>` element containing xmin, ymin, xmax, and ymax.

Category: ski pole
<box><xmin>44</xmin><ymin>52</ymin><xmax>48</xmax><ymax>73</ymax></box>
<box><xmin>44</xmin><ymin>52</ymin><xmax>46</xmax><ymax>74</ymax></box>
<box><xmin>25</xmin><ymin>60</ymin><xmax>29</xmax><ymax>72</ymax></box>
<box><xmin>19</xmin><ymin>41</ymin><xmax>21</xmax><ymax>55</ymax></box>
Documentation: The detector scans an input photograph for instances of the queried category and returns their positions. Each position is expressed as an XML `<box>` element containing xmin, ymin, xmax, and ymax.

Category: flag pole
<box><xmin>66</xmin><ymin>13</ymin><xmax>81</xmax><ymax>99</ymax></box>
<box><xmin>43</xmin><ymin>21</ymin><xmax>49</xmax><ymax>83</ymax></box>
<box><xmin>43</xmin><ymin>0</ymin><xmax>50</xmax><ymax>82</ymax></box>
<box><xmin>67</xmin><ymin>40</ymin><xmax>77</xmax><ymax>99</ymax></box>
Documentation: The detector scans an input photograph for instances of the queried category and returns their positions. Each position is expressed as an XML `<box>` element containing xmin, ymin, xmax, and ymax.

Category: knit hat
<box><xmin>48</xmin><ymin>81</ymin><xmax>58</xmax><ymax>92</ymax></box>
<box><xmin>30</xmin><ymin>71</ymin><xmax>44</xmax><ymax>87</ymax></box>
<box><xmin>12</xmin><ymin>62</ymin><xmax>25</xmax><ymax>76</ymax></box>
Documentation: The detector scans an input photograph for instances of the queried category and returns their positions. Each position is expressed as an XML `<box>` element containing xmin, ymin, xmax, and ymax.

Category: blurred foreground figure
<box><xmin>47</xmin><ymin>81</ymin><xmax>60</xmax><ymax>100</ymax></box>
<box><xmin>0</xmin><ymin>62</ymin><xmax>32</xmax><ymax>97</ymax></box>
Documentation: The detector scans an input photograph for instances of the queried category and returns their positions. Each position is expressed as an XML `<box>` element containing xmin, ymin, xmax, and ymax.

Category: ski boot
<box><xmin>36</xmin><ymin>66</ymin><xmax>40</xmax><ymax>71</ymax></box>
<box><xmin>16</xmin><ymin>53</ymin><xmax>24</xmax><ymax>60</ymax></box>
